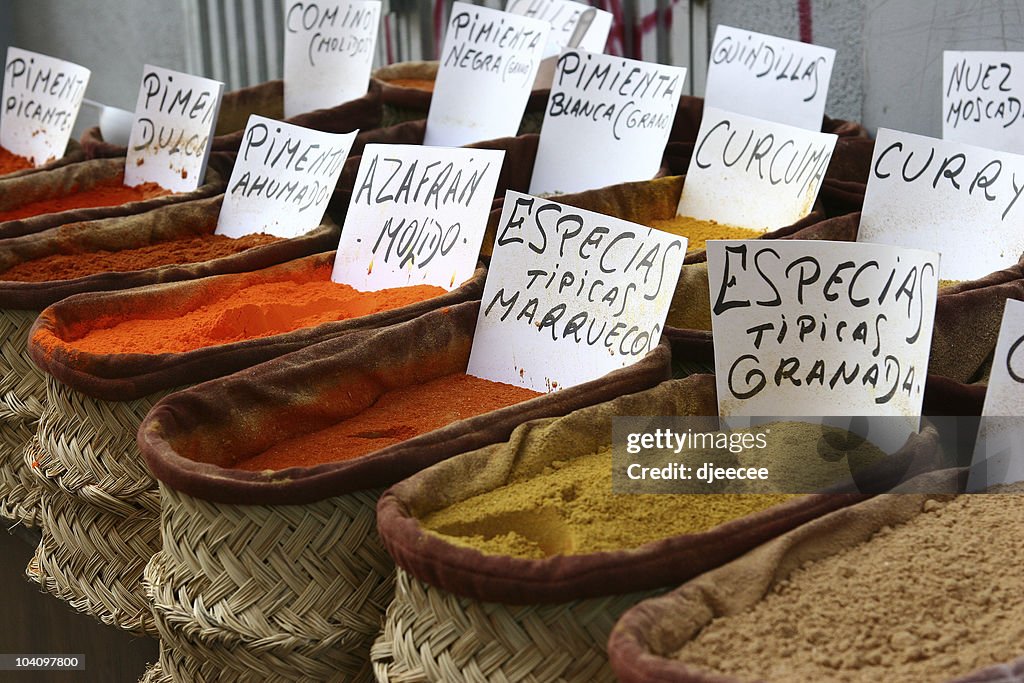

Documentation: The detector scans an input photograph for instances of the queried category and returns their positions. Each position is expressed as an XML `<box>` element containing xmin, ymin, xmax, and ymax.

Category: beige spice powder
<box><xmin>674</xmin><ymin>485</ymin><xmax>1024</xmax><ymax>682</ymax></box>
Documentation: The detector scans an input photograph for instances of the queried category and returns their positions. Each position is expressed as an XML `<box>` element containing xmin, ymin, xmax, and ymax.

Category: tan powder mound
<box><xmin>649</xmin><ymin>216</ymin><xmax>764</xmax><ymax>254</ymax></box>
<box><xmin>674</xmin><ymin>483</ymin><xmax>1024</xmax><ymax>683</ymax></box>
<box><xmin>385</xmin><ymin>78</ymin><xmax>436</xmax><ymax>92</ymax></box>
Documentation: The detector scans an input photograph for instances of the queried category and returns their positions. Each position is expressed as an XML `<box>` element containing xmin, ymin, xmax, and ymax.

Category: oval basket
<box><xmin>137</xmin><ymin>300</ymin><xmax>671</xmax><ymax>681</ymax></box>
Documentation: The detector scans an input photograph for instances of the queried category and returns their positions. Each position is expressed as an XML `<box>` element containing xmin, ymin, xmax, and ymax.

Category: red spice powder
<box><xmin>64</xmin><ymin>266</ymin><xmax>447</xmax><ymax>354</ymax></box>
<box><xmin>0</xmin><ymin>233</ymin><xmax>281</xmax><ymax>283</ymax></box>
<box><xmin>0</xmin><ymin>147</ymin><xmax>34</xmax><ymax>175</ymax></box>
<box><xmin>236</xmin><ymin>373</ymin><xmax>542</xmax><ymax>471</ymax></box>
<box><xmin>386</xmin><ymin>78</ymin><xmax>436</xmax><ymax>92</ymax></box>
<box><xmin>0</xmin><ymin>176</ymin><xmax>169</xmax><ymax>222</ymax></box>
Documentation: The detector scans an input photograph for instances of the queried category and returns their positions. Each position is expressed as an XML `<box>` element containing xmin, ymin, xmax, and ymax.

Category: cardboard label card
<box><xmin>704</xmin><ymin>25</ymin><xmax>835</xmax><ymax>131</ymax></box>
<box><xmin>505</xmin><ymin>0</ymin><xmax>613</xmax><ymax>58</ymax></box>
<box><xmin>968</xmin><ymin>298</ymin><xmax>1024</xmax><ymax>490</ymax></box>
<box><xmin>124</xmin><ymin>65</ymin><xmax>224</xmax><ymax>192</ymax></box>
<box><xmin>943</xmin><ymin>51</ymin><xmax>1024</xmax><ymax>155</ymax></box>
<box><xmin>331</xmin><ymin>144</ymin><xmax>505</xmax><ymax>291</ymax></box>
<box><xmin>676</xmin><ymin>107</ymin><xmax>837</xmax><ymax>231</ymax></box>
<box><xmin>424</xmin><ymin>3</ymin><xmax>550</xmax><ymax>147</ymax></box>
<box><xmin>707</xmin><ymin>240</ymin><xmax>939</xmax><ymax>422</ymax></box>
<box><xmin>529</xmin><ymin>50</ymin><xmax>685</xmax><ymax>195</ymax></box>
<box><xmin>216</xmin><ymin>116</ymin><xmax>356</xmax><ymax>239</ymax></box>
<box><xmin>467</xmin><ymin>191</ymin><xmax>686</xmax><ymax>392</ymax></box>
<box><xmin>859</xmin><ymin>128</ymin><xmax>1024</xmax><ymax>281</ymax></box>
<box><xmin>1</xmin><ymin>48</ymin><xmax>90</xmax><ymax>165</ymax></box>
<box><xmin>283</xmin><ymin>1</ymin><xmax>381</xmax><ymax>118</ymax></box>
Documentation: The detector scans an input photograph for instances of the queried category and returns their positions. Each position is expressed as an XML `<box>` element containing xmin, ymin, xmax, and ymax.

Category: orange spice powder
<box><xmin>386</xmin><ymin>78</ymin><xmax>436</xmax><ymax>92</ymax></box>
<box><xmin>649</xmin><ymin>216</ymin><xmax>764</xmax><ymax>253</ymax></box>
<box><xmin>0</xmin><ymin>233</ymin><xmax>281</xmax><ymax>283</ymax></box>
<box><xmin>0</xmin><ymin>147</ymin><xmax>34</xmax><ymax>175</ymax></box>
<box><xmin>0</xmin><ymin>176</ymin><xmax>169</xmax><ymax>222</ymax></box>
<box><xmin>236</xmin><ymin>373</ymin><xmax>541</xmax><ymax>471</ymax></box>
<box><xmin>64</xmin><ymin>267</ymin><xmax>447</xmax><ymax>354</ymax></box>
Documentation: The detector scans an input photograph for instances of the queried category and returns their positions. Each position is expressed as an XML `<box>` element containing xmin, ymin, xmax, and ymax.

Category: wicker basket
<box><xmin>137</xmin><ymin>301</ymin><xmax>672</xmax><ymax>682</ymax></box>
<box><xmin>139</xmin><ymin>663</ymin><xmax>171</xmax><ymax>683</ymax></box>
<box><xmin>0</xmin><ymin>308</ymin><xmax>47</xmax><ymax>525</ymax></box>
<box><xmin>144</xmin><ymin>486</ymin><xmax>389</xmax><ymax>682</ymax></box>
<box><xmin>27</xmin><ymin>487</ymin><xmax>162</xmax><ymax>635</ymax></box>
<box><xmin>372</xmin><ymin>568</ymin><xmax>652</xmax><ymax>683</ymax></box>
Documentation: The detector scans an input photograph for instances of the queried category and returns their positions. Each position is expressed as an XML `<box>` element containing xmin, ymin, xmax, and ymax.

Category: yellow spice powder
<box><xmin>649</xmin><ymin>216</ymin><xmax>765</xmax><ymax>253</ymax></box>
<box><xmin>424</xmin><ymin>446</ymin><xmax>796</xmax><ymax>559</ymax></box>
<box><xmin>938</xmin><ymin>279</ymin><xmax>962</xmax><ymax>290</ymax></box>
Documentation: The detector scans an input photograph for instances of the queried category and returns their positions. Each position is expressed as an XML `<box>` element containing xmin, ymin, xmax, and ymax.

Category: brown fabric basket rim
<box><xmin>374</xmin><ymin>385</ymin><xmax>941</xmax><ymax>605</ymax></box>
<box><xmin>0</xmin><ymin>206</ymin><xmax>338</xmax><ymax>312</ymax></box>
<box><xmin>28</xmin><ymin>259</ymin><xmax>485</xmax><ymax>402</ymax></box>
<box><xmin>139</xmin><ymin>301</ymin><xmax>671</xmax><ymax>506</ymax></box>
<box><xmin>0</xmin><ymin>158</ymin><xmax>227</xmax><ymax>241</ymax></box>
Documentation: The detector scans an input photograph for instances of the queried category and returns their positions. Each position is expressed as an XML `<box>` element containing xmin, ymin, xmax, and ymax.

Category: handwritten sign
<box><xmin>331</xmin><ymin>144</ymin><xmax>504</xmax><ymax>291</ymax></box>
<box><xmin>943</xmin><ymin>51</ymin><xmax>1024</xmax><ymax>155</ymax></box>
<box><xmin>968</xmin><ymin>298</ymin><xmax>1024</xmax><ymax>490</ymax></box>
<box><xmin>707</xmin><ymin>240</ymin><xmax>939</xmax><ymax>422</ymax></box>
<box><xmin>529</xmin><ymin>50</ymin><xmax>685</xmax><ymax>195</ymax></box>
<box><xmin>1</xmin><ymin>48</ymin><xmax>90</xmax><ymax>166</ymax></box>
<box><xmin>676</xmin><ymin>106</ymin><xmax>836</xmax><ymax>231</ymax></box>
<box><xmin>283</xmin><ymin>1</ymin><xmax>381</xmax><ymax>117</ymax></box>
<box><xmin>216</xmin><ymin>116</ymin><xmax>355</xmax><ymax>238</ymax></box>
<box><xmin>424</xmin><ymin>3</ymin><xmax>549</xmax><ymax>147</ymax></box>
<box><xmin>124</xmin><ymin>65</ymin><xmax>224</xmax><ymax>192</ymax></box>
<box><xmin>859</xmin><ymin>128</ymin><xmax>1024</xmax><ymax>281</ymax></box>
<box><xmin>467</xmin><ymin>191</ymin><xmax>685</xmax><ymax>392</ymax></box>
<box><xmin>505</xmin><ymin>0</ymin><xmax>613</xmax><ymax>58</ymax></box>
<box><xmin>704</xmin><ymin>25</ymin><xmax>835</xmax><ymax>131</ymax></box>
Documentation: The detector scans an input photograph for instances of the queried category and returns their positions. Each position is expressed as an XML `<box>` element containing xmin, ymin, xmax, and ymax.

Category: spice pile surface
<box><xmin>0</xmin><ymin>177</ymin><xmax>169</xmax><ymax>222</ymax></box>
<box><xmin>0</xmin><ymin>233</ymin><xmax>280</xmax><ymax>283</ymax></box>
<box><xmin>674</xmin><ymin>484</ymin><xmax>1024</xmax><ymax>682</ymax></box>
<box><xmin>56</xmin><ymin>267</ymin><xmax>447</xmax><ymax>354</ymax></box>
<box><xmin>236</xmin><ymin>373</ymin><xmax>540</xmax><ymax>471</ymax></box>
<box><xmin>385</xmin><ymin>78</ymin><xmax>436</xmax><ymax>92</ymax></box>
<box><xmin>649</xmin><ymin>216</ymin><xmax>764</xmax><ymax>253</ymax></box>
<box><xmin>0</xmin><ymin>147</ymin><xmax>34</xmax><ymax>175</ymax></box>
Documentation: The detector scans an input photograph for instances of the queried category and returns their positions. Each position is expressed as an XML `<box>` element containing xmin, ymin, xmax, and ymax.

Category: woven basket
<box><xmin>0</xmin><ymin>308</ymin><xmax>46</xmax><ymax>525</ymax></box>
<box><xmin>139</xmin><ymin>663</ymin><xmax>170</xmax><ymax>683</ymax></box>
<box><xmin>144</xmin><ymin>485</ymin><xmax>390</xmax><ymax>682</ymax></box>
<box><xmin>28</xmin><ymin>487</ymin><xmax>162</xmax><ymax>635</ymax></box>
<box><xmin>372</xmin><ymin>568</ymin><xmax>653</xmax><ymax>683</ymax></box>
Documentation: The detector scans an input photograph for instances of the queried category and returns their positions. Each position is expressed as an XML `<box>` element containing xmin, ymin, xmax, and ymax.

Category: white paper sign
<box><xmin>124</xmin><ymin>65</ymin><xmax>224</xmax><ymax>192</ymax></box>
<box><xmin>505</xmin><ymin>0</ymin><xmax>613</xmax><ymax>58</ymax></box>
<box><xmin>677</xmin><ymin>107</ymin><xmax>837</xmax><ymax>231</ymax></box>
<box><xmin>283</xmin><ymin>1</ymin><xmax>381</xmax><ymax>118</ymax></box>
<box><xmin>943</xmin><ymin>51</ymin><xmax>1024</xmax><ymax>155</ymax></box>
<box><xmin>704</xmin><ymin>25</ymin><xmax>835</xmax><ymax>131</ymax></box>
<box><xmin>708</xmin><ymin>240</ymin><xmax>938</xmax><ymax>424</ymax></box>
<box><xmin>1</xmin><ymin>48</ymin><xmax>90</xmax><ymax>166</ymax></box>
<box><xmin>529</xmin><ymin>50</ymin><xmax>685</xmax><ymax>195</ymax></box>
<box><xmin>216</xmin><ymin>116</ymin><xmax>356</xmax><ymax>238</ymax></box>
<box><xmin>859</xmin><ymin>128</ymin><xmax>1024</xmax><ymax>281</ymax></box>
<box><xmin>467</xmin><ymin>191</ymin><xmax>685</xmax><ymax>392</ymax></box>
<box><xmin>424</xmin><ymin>3</ymin><xmax>550</xmax><ymax>147</ymax></box>
<box><xmin>968</xmin><ymin>298</ymin><xmax>1024</xmax><ymax>490</ymax></box>
<box><xmin>331</xmin><ymin>144</ymin><xmax>505</xmax><ymax>291</ymax></box>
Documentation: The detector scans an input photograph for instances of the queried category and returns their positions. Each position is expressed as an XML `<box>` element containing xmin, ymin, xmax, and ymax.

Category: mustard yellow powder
<box><xmin>649</xmin><ymin>216</ymin><xmax>764</xmax><ymax>253</ymax></box>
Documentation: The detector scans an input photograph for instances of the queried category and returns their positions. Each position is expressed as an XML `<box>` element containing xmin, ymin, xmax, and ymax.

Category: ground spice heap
<box><xmin>650</xmin><ymin>216</ymin><xmax>764</xmax><ymax>253</ymax></box>
<box><xmin>385</xmin><ymin>78</ymin><xmax>436</xmax><ymax>92</ymax></box>
<box><xmin>0</xmin><ymin>147</ymin><xmax>34</xmax><ymax>175</ymax></box>
<box><xmin>674</xmin><ymin>484</ymin><xmax>1024</xmax><ymax>683</ymax></box>
<box><xmin>1</xmin><ymin>233</ymin><xmax>280</xmax><ymax>283</ymax></box>
<box><xmin>0</xmin><ymin>176</ymin><xmax>168</xmax><ymax>222</ymax></box>
<box><xmin>64</xmin><ymin>267</ymin><xmax>448</xmax><ymax>354</ymax></box>
<box><xmin>236</xmin><ymin>373</ymin><xmax>540</xmax><ymax>471</ymax></box>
